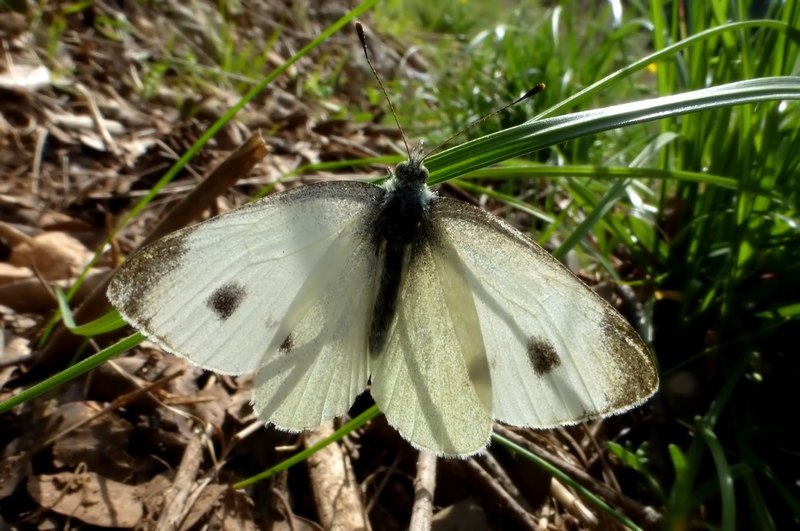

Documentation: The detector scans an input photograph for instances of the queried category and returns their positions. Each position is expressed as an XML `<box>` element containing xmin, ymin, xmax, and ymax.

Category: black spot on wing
<box><xmin>527</xmin><ymin>336</ymin><xmax>561</xmax><ymax>375</ymax></box>
<box><xmin>207</xmin><ymin>282</ymin><xmax>247</xmax><ymax>320</ymax></box>
<box><xmin>280</xmin><ymin>334</ymin><xmax>294</xmax><ymax>354</ymax></box>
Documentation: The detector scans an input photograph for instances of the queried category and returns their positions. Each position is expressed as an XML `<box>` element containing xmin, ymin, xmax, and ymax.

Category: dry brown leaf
<box><xmin>138</xmin><ymin>474</ymin><xmax>173</xmax><ymax>529</ymax></box>
<box><xmin>206</xmin><ymin>488</ymin><xmax>258</xmax><ymax>531</ymax></box>
<box><xmin>0</xmin><ymin>262</ymin><xmax>32</xmax><ymax>284</ymax></box>
<box><xmin>1</xmin><ymin>329</ymin><xmax>30</xmax><ymax>366</ymax></box>
<box><xmin>0</xmin><ymin>453</ymin><xmax>30</xmax><ymax>499</ymax></box>
<box><xmin>0</xmin><ymin>268</ymin><xmax>108</xmax><ymax>313</ymax></box>
<box><xmin>178</xmin><ymin>484</ymin><xmax>228</xmax><ymax>530</ymax></box>
<box><xmin>9</xmin><ymin>231</ymin><xmax>92</xmax><ymax>281</ymax></box>
<box><xmin>431</xmin><ymin>498</ymin><xmax>489</xmax><ymax>531</ymax></box>
<box><xmin>44</xmin><ymin>110</ymin><xmax>125</xmax><ymax>135</ymax></box>
<box><xmin>48</xmin><ymin>402</ymin><xmax>135</xmax><ymax>481</ymax></box>
<box><xmin>27</xmin><ymin>471</ymin><xmax>144</xmax><ymax>527</ymax></box>
<box><xmin>0</xmin><ymin>65</ymin><xmax>51</xmax><ymax>91</ymax></box>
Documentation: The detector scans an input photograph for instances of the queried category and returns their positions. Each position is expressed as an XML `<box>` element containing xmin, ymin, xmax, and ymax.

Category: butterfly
<box><xmin>108</xmin><ymin>21</ymin><xmax>657</xmax><ymax>456</ymax></box>
<box><xmin>107</xmin><ymin>134</ymin><xmax>658</xmax><ymax>457</ymax></box>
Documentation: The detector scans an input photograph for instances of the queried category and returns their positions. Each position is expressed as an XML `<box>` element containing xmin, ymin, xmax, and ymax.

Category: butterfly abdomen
<box><xmin>369</xmin><ymin>159</ymin><xmax>436</xmax><ymax>356</ymax></box>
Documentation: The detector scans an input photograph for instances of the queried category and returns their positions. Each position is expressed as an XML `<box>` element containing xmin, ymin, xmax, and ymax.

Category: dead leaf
<box><xmin>0</xmin><ymin>330</ymin><xmax>30</xmax><ymax>387</ymax></box>
<box><xmin>431</xmin><ymin>498</ymin><xmax>489</xmax><ymax>531</ymax></box>
<box><xmin>0</xmin><ymin>267</ymin><xmax>108</xmax><ymax>313</ymax></box>
<box><xmin>0</xmin><ymin>453</ymin><xmax>30</xmax><ymax>499</ymax></box>
<box><xmin>48</xmin><ymin>402</ymin><xmax>135</xmax><ymax>481</ymax></box>
<box><xmin>0</xmin><ymin>262</ymin><xmax>32</xmax><ymax>284</ymax></box>
<box><xmin>28</xmin><ymin>471</ymin><xmax>143</xmax><ymax>527</ymax></box>
<box><xmin>9</xmin><ymin>231</ymin><xmax>93</xmax><ymax>281</ymax></box>
<box><xmin>180</xmin><ymin>484</ymin><xmax>227</xmax><ymax>530</ymax></box>
<box><xmin>207</xmin><ymin>488</ymin><xmax>258</xmax><ymax>531</ymax></box>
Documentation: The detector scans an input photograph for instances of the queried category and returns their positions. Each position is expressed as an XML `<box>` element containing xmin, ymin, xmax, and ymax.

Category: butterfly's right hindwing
<box><xmin>250</xmin><ymin>208</ymin><xmax>380</xmax><ymax>431</ymax></box>
<box><xmin>369</xmin><ymin>220</ymin><xmax>494</xmax><ymax>457</ymax></box>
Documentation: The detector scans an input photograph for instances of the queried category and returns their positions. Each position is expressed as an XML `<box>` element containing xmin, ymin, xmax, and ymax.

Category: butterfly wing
<box><xmin>369</xmin><ymin>223</ymin><xmax>495</xmax><ymax>457</ymax></box>
<box><xmin>431</xmin><ymin>198</ymin><xmax>658</xmax><ymax>428</ymax></box>
<box><xmin>108</xmin><ymin>182</ymin><xmax>382</xmax><ymax>429</ymax></box>
<box><xmin>250</xmin><ymin>201</ymin><xmax>380</xmax><ymax>430</ymax></box>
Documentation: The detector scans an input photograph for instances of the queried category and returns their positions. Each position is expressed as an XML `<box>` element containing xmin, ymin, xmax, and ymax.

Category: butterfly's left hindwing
<box><xmin>251</xmin><ymin>216</ymin><xmax>379</xmax><ymax>431</ymax></box>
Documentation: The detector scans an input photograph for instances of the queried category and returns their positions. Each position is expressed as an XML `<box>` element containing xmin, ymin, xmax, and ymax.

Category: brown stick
<box><xmin>155</xmin><ymin>423</ymin><xmax>212</xmax><ymax>530</ymax></box>
<box><xmin>305</xmin><ymin>422</ymin><xmax>370</xmax><ymax>530</ymax></box>
<box><xmin>462</xmin><ymin>458</ymin><xmax>538</xmax><ymax>530</ymax></box>
<box><xmin>409</xmin><ymin>451</ymin><xmax>437</xmax><ymax>531</ymax></box>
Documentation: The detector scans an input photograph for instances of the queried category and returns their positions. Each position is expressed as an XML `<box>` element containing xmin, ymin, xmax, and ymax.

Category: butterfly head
<box><xmin>385</xmin><ymin>141</ymin><xmax>430</xmax><ymax>193</ymax></box>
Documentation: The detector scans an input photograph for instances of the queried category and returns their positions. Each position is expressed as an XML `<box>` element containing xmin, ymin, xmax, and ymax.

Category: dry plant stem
<box><xmin>270</xmin><ymin>487</ymin><xmax>301</xmax><ymax>531</ymax></box>
<box><xmin>0</xmin><ymin>270</ymin><xmax>108</xmax><ymax>314</ymax></box>
<box><xmin>550</xmin><ymin>477</ymin><xmax>598</xmax><ymax>528</ymax></box>
<box><xmin>305</xmin><ymin>422</ymin><xmax>370</xmax><ymax>530</ymax></box>
<box><xmin>556</xmin><ymin>426</ymin><xmax>589</xmax><ymax>466</ymax></box>
<box><xmin>31</xmin><ymin>126</ymin><xmax>47</xmax><ymax>194</ymax></box>
<box><xmin>363</xmin><ymin>452</ymin><xmax>405</xmax><ymax>514</ymax></box>
<box><xmin>0</xmin><ymin>221</ymin><xmax>34</xmax><ymax>245</ymax></box>
<box><xmin>583</xmin><ymin>424</ymin><xmax>622</xmax><ymax>493</ymax></box>
<box><xmin>462</xmin><ymin>459</ymin><xmax>538</xmax><ymax>530</ymax></box>
<box><xmin>494</xmin><ymin>426</ymin><xmax>661</xmax><ymax>525</ymax></box>
<box><xmin>409</xmin><ymin>451</ymin><xmax>437</xmax><ymax>531</ymax></box>
<box><xmin>139</xmin><ymin>132</ymin><xmax>270</xmax><ymax>246</ymax></box>
<box><xmin>29</xmin><ymin>133</ymin><xmax>269</xmax><ymax>376</ymax></box>
<box><xmin>77</xmin><ymin>83</ymin><xmax>116</xmax><ymax>154</ymax></box>
<box><xmin>155</xmin><ymin>422</ymin><xmax>213</xmax><ymax>531</ymax></box>
<box><xmin>476</xmin><ymin>452</ymin><xmax>532</xmax><ymax>511</ymax></box>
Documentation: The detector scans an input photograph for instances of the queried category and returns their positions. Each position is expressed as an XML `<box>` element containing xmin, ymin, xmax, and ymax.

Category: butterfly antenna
<box><xmin>425</xmin><ymin>83</ymin><xmax>546</xmax><ymax>159</ymax></box>
<box><xmin>355</xmin><ymin>21</ymin><xmax>412</xmax><ymax>159</ymax></box>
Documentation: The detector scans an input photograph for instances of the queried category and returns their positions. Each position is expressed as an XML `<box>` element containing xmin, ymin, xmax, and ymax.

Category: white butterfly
<box><xmin>107</xmin><ymin>141</ymin><xmax>658</xmax><ymax>457</ymax></box>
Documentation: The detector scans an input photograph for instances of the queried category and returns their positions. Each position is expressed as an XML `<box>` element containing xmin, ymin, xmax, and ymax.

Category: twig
<box><xmin>462</xmin><ymin>458</ymin><xmax>538</xmax><ymax>530</ymax></box>
<box><xmin>550</xmin><ymin>477</ymin><xmax>598</xmax><ymax>528</ymax></box>
<box><xmin>155</xmin><ymin>422</ymin><xmax>212</xmax><ymax>530</ymax></box>
<box><xmin>409</xmin><ymin>451</ymin><xmax>437</xmax><ymax>531</ymax></box>
<box><xmin>305</xmin><ymin>422</ymin><xmax>370</xmax><ymax>530</ymax></box>
<box><xmin>77</xmin><ymin>83</ymin><xmax>117</xmax><ymax>155</ymax></box>
<box><xmin>494</xmin><ymin>426</ymin><xmax>661</xmax><ymax>526</ymax></box>
<box><xmin>41</xmin><ymin>370</ymin><xmax>184</xmax><ymax>448</ymax></box>
<box><xmin>476</xmin><ymin>452</ymin><xmax>532</xmax><ymax>511</ymax></box>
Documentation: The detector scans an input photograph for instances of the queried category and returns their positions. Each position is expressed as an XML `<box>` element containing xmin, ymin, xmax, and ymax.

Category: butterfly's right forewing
<box><xmin>431</xmin><ymin>198</ymin><xmax>658</xmax><ymax>428</ymax></box>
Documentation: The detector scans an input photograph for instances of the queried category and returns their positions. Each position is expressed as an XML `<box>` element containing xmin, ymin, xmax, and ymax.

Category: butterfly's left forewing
<box><xmin>431</xmin><ymin>198</ymin><xmax>658</xmax><ymax>428</ymax></box>
<box><xmin>109</xmin><ymin>181</ymin><xmax>385</xmax><ymax>432</ymax></box>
